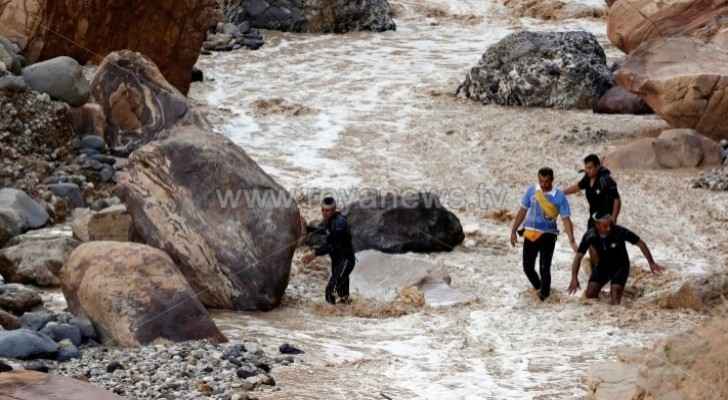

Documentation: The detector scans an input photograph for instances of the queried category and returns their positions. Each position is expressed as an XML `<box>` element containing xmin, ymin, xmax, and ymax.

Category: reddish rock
<box><xmin>607</xmin><ymin>0</ymin><xmax>728</xmax><ymax>53</ymax></box>
<box><xmin>0</xmin><ymin>370</ymin><xmax>125</xmax><ymax>399</ymax></box>
<box><xmin>595</xmin><ymin>86</ymin><xmax>652</xmax><ymax>115</ymax></box>
<box><xmin>0</xmin><ymin>0</ymin><xmax>221</xmax><ymax>94</ymax></box>
<box><xmin>616</xmin><ymin>37</ymin><xmax>728</xmax><ymax>141</ymax></box>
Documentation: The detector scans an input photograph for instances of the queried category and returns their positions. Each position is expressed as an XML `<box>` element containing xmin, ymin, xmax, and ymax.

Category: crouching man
<box><xmin>568</xmin><ymin>212</ymin><xmax>665</xmax><ymax>305</ymax></box>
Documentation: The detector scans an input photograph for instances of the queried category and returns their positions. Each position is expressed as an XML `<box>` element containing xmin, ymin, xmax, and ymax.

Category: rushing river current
<box><xmin>189</xmin><ymin>1</ymin><xmax>727</xmax><ymax>398</ymax></box>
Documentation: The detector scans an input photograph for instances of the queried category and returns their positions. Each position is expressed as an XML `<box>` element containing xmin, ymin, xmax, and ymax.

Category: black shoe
<box><xmin>538</xmin><ymin>292</ymin><xmax>549</xmax><ymax>302</ymax></box>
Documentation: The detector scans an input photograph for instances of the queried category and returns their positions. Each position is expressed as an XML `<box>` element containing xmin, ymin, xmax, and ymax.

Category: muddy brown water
<box><xmin>190</xmin><ymin>1</ymin><xmax>728</xmax><ymax>398</ymax></box>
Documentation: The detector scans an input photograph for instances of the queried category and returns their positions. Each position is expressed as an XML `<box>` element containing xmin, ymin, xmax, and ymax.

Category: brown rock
<box><xmin>0</xmin><ymin>284</ymin><xmax>42</xmax><ymax>314</ymax></box>
<box><xmin>88</xmin><ymin>205</ymin><xmax>132</xmax><ymax>242</ymax></box>
<box><xmin>117</xmin><ymin>126</ymin><xmax>302</xmax><ymax>311</ymax></box>
<box><xmin>595</xmin><ymin>86</ymin><xmax>653</xmax><ymax>115</ymax></box>
<box><xmin>60</xmin><ymin>241</ymin><xmax>226</xmax><ymax>347</ymax></box>
<box><xmin>0</xmin><ymin>370</ymin><xmax>125</xmax><ymax>399</ymax></box>
<box><xmin>659</xmin><ymin>282</ymin><xmax>705</xmax><ymax>311</ymax></box>
<box><xmin>504</xmin><ymin>0</ymin><xmax>605</xmax><ymax>20</ymax></box>
<box><xmin>91</xmin><ymin>50</ymin><xmax>189</xmax><ymax>148</ymax></box>
<box><xmin>0</xmin><ymin>0</ymin><xmax>220</xmax><ymax>94</ymax></box>
<box><xmin>0</xmin><ymin>237</ymin><xmax>80</xmax><ymax>287</ymax></box>
<box><xmin>653</xmin><ymin>129</ymin><xmax>722</xmax><ymax>168</ymax></box>
<box><xmin>604</xmin><ymin>138</ymin><xmax>660</xmax><ymax>170</ymax></box>
<box><xmin>616</xmin><ymin>37</ymin><xmax>728</xmax><ymax>141</ymax></box>
<box><xmin>607</xmin><ymin>0</ymin><xmax>728</xmax><ymax>53</ymax></box>
<box><xmin>0</xmin><ymin>309</ymin><xmax>21</xmax><ymax>330</ymax></box>
<box><xmin>70</xmin><ymin>103</ymin><xmax>106</xmax><ymax>137</ymax></box>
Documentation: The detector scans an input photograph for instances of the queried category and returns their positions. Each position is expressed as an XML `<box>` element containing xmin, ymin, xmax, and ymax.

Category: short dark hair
<box><xmin>538</xmin><ymin>167</ymin><xmax>554</xmax><ymax>179</ymax></box>
<box><xmin>584</xmin><ymin>154</ymin><xmax>601</xmax><ymax>166</ymax></box>
<box><xmin>322</xmin><ymin>196</ymin><xmax>336</xmax><ymax>207</ymax></box>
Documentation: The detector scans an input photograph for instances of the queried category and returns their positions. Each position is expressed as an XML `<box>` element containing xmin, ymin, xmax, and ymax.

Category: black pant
<box><xmin>522</xmin><ymin>233</ymin><xmax>557</xmax><ymax>300</ymax></box>
<box><xmin>326</xmin><ymin>258</ymin><xmax>355</xmax><ymax>304</ymax></box>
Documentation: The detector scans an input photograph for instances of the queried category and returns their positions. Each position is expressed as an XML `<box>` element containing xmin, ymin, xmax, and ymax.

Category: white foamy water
<box><xmin>191</xmin><ymin>1</ymin><xmax>726</xmax><ymax>398</ymax></box>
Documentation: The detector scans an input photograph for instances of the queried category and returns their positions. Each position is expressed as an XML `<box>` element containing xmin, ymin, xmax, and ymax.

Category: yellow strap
<box><xmin>534</xmin><ymin>190</ymin><xmax>559</xmax><ymax>220</ymax></box>
<box><xmin>523</xmin><ymin>229</ymin><xmax>543</xmax><ymax>242</ymax></box>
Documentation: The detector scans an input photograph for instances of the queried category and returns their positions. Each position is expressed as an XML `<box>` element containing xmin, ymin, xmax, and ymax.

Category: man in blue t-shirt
<box><xmin>511</xmin><ymin>168</ymin><xmax>577</xmax><ymax>301</ymax></box>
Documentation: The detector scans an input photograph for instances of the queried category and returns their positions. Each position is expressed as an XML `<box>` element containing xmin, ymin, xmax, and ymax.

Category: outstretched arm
<box><xmin>510</xmin><ymin>207</ymin><xmax>527</xmax><ymax>247</ymax></box>
<box><xmin>636</xmin><ymin>240</ymin><xmax>664</xmax><ymax>274</ymax></box>
<box><xmin>568</xmin><ymin>252</ymin><xmax>585</xmax><ymax>294</ymax></box>
<box><xmin>563</xmin><ymin>183</ymin><xmax>581</xmax><ymax>195</ymax></box>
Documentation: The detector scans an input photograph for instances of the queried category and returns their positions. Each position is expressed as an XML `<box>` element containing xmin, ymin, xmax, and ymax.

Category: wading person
<box><xmin>564</xmin><ymin>154</ymin><xmax>621</xmax><ymax>228</ymax></box>
<box><xmin>303</xmin><ymin>197</ymin><xmax>356</xmax><ymax>305</ymax></box>
<box><xmin>567</xmin><ymin>212</ymin><xmax>664</xmax><ymax>305</ymax></box>
<box><xmin>511</xmin><ymin>168</ymin><xmax>578</xmax><ymax>301</ymax></box>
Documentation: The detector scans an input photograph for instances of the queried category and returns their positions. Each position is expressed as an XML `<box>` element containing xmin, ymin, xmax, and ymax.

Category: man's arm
<box><xmin>562</xmin><ymin>217</ymin><xmax>578</xmax><ymax>252</ymax></box>
<box><xmin>563</xmin><ymin>183</ymin><xmax>581</xmax><ymax>195</ymax></box>
<box><xmin>612</xmin><ymin>198</ymin><xmax>621</xmax><ymax>223</ymax></box>
<box><xmin>510</xmin><ymin>207</ymin><xmax>527</xmax><ymax>247</ymax></box>
<box><xmin>568</xmin><ymin>252</ymin><xmax>586</xmax><ymax>294</ymax></box>
<box><xmin>636</xmin><ymin>240</ymin><xmax>664</xmax><ymax>274</ymax></box>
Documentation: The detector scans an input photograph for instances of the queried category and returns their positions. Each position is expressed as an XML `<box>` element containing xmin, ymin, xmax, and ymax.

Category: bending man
<box><xmin>511</xmin><ymin>167</ymin><xmax>577</xmax><ymax>301</ymax></box>
<box><xmin>568</xmin><ymin>212</ymin><xmax>664</xmax><ymax>305</ymax></box>
<box><xmin>303</xmin><ymin>197</ymin><xmax>356</xmax><ymax>305</ymax></box>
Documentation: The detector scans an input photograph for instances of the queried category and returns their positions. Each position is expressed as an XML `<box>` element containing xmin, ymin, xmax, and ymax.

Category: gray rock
<box><xmin>40</xmin><ymin>322</ymin><xmax>82</xmax><ymax>346</ymax></box>
<box><xmin>0</xmin><ymin>329</ymin><xmax>59</xmax><ymax>359</ymax></box>
<box><xmin>0</xmin><ymin>284</ymin><xmax>43</xmax><ymax>314</ymax></box>
<box><xmin>457</xmin><ymin>31</ymin><xmax>612</xmax><ymax>109</ymax></box>
<box><xmin>0</xmin><ymin>44</ymin><xmax>20</xmax><ymax>75</ymax></box>
<box><xmin>70</xmin><ymin>316</ymin><xmax>97</xmax><ymax>341</ymax></box>
<box><xmin>0</xmin><ymin>188</ymin><xmax>50</xmax><ymax>232</ymax></box>
<box><xmin>223</xmin><ymin>0</ymin><xmax>395</xmax><ymax>33</ymax></box>
<box><xmin>56</xmin><ymin>339</ymin><xmax>81</xmax><ymax>362</ymax></box>
<box><xmin>19</xmin><ymin>311</ymin><xmax>53</xmax><ymax>331</ymax></box>
<box><xmin>80</xmin><ymin>135</ymin><xmax>107</xmax><ymax>152</ymax></box>
<box><xmin>21</xmin><ymin>56</ymin><xmax>90</xmax><ymax>107</ymax></box>
<box><xmin>0</xmin><ymin>237</ymin><xmax>79</xmax><ymax>287</ymax></box>
<box><xmin>47</xmin><ymin>183</ymin><xmax>85</xmax><ymax>209</ymax></box>
<box><xmin>0</xmin><ymin>75</ymin><xmax>28</xmax><ymax>92</ymax></box>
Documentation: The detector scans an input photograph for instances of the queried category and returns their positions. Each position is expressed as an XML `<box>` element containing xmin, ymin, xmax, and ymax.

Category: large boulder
<box><xmin>60</xmin><ymin>241</ymin><xmax>227</xmax><ymax>347</ymax></box>
<box><xmin>351</xmin><ymin>250</ymin><xmax>476</xmax><ymax>307</ymax></box>
<box><xmin>616</xmin><ymin>37</ymin><xmax>728</xmax><ymax>141</ymax></box>
<box><xmin>0</xmin><ymin>370</ymin><xmax>124</xmax><ymax>399</ymax></box>
<box><xmin>222</xmin><ymin>0</ymin><xmax>396</xmax><ymax>33</ymax></box>
<box><xmin>0</xmin><ymin>0</ymin><xmax>220</xmax><ymax>94</ymax></box>
<box><xmin>117</xmin><ymin>127</ymin><xmax>302</xmax><ymax>311</ymax></box>
<box><xmin>0</xmin><ymin>189</ymin><xmax>49</xmax><ymax>246</ymax></box>
<box><xmin>343</xmin><ymin>192</ymin><xmax>464</xmax><ymax>253</ymax></box>
<box><xmin>604</xmin><ymin>129</ymin><xmax>721</xmax><ymax>170</ymax></box>
<box><xmin>90</xmin><ymin>50</ymin><xmax>189</xmax><ymax>149</ymax></box>
<box><xmin>607</xmin><ymin>0</ymin><xmax>728</xmax><ymax>53</ymax></box>
<box><xmin>0</xmin><ymin>237</ymin><xmax>80</xmax><ymax>287</ymax></box>
<box><xmin>457</xmin><ymin>31</ymin><xmax>612</xmax><ymax>109</ymax></box>
<box><xmin>0</xmin><ymin>329</ymin><xmax>57</xmax><ymax>359</ymax></box>
<box><xmin>21</xmin><ymin>56</ymin><xmax>89</xmax><ymax>107</ymax></box>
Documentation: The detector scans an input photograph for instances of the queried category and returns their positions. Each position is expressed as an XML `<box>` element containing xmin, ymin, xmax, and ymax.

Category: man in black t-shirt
<box><xmin>565</xmin><ymin>154</ymin><xmax>621</xmax><ymax>228</ymax></box>
<box><xmin>567</xmin><ymin>212</ymin><xmax>664</xmax><ymax>305</ymax></box>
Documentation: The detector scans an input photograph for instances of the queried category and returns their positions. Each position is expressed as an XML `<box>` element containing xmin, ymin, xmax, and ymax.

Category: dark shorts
<box><xmin>589</xmin><ymin>263</ymin><xmax>629</xmax><ymax>287</ymax></box>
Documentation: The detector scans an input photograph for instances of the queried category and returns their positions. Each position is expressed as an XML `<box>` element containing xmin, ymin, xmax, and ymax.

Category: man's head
<box><xmin>538</xmin><ymin>167</ymin><xmax>554</xmax><ymax>192</ymax></box>
<box><xmin>592</xmin><ymin>211</ymin><xmax>613</xmax><ymax>237</ymax></box>
<box><xmin>583</xmin><ymin>154</ymin><xmax>601</xmax><ymax>178</ymax></box>
<box><xmin>321</xmin><ymin>196</ymin><xmax>337</xmax><ymax>221</ymax></box>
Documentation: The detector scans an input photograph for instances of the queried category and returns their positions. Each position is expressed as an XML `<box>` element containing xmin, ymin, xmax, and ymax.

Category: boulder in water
<box><xmin>117</xmin><ymin>126</ymin><xmax>302</xmax><ymax>311</ymax></box>
<box><xmin>342</xmin><ymin>192</ymin><xmax>464</xmax><ymax>253</ymax></box>
<box><xmin>458</xmin><ymin>31</ymin><xmax>612</xmax><ymax>109</ymax></box>
<box><xmin>222</xmin><ymin>0</ymin><xmax>396</xmax><ymax>33</ymax></box>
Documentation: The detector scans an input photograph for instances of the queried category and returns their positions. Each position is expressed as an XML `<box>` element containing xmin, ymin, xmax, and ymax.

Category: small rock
<box><xmin>19</xmin><ymin>311</ymin><xmax>53</xmax><ymax>331</ymax></box>
<box><xmin>47</xmin><ymin>183</ymin><xmax>85</xmax><ymax>209</ymax></box>
<box><xmin>79</xmin><ymin>135</ymin><xmax>107</xmax><ymax>153</ymax></box>
<box><xmin>0</xmin><ymin>309</ymin><xmax>21</xmax><ymax>330</ymax></box>
<box><xmin>40</xmin><ymin>322</ymin><xmax>82</xmax><ymax>346</ymax></box>
<box><xmin>106</xmin><ymin>361</ymin><xmax>124</xmax><ymax>373</ymax></box>
<box><xmin>24</xmin><ymin>360</ymin><xmax>50</xmax><ymax>372</ymax></box>
<box><xmin>56</xmin><ymin>339</ymin><xmax>81</xmax><ymax>362</ymax></box>
<box><xmin>278</xmin><ymin>343</ymin><xmax>304</xmax><ymax>355</ymax></box>
<box><xmin>21</xmin><ymin>56</ymin><xmax>90</xmax><ymax>107</ymax></box>
<box><xmin>0</xmin><ymin>284</ymin><xmax>43</xmax><ymax>314</ymax></box>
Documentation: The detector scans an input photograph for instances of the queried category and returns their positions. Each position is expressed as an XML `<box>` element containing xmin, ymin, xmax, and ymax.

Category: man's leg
<box><xmin>609</xmin><ymin>285</ymin><xmax>625</xmax><ymax>305</ymax></box>
<box><xmin>326</xmin><ymin>260</ymin><xmax>343</xmax><ymax>304</ymax></box>
<box><xmin>537</xmin><ymin>234</ymin><xmax>557</xmax><ymax>300</ymax></box>
<box><xmin>522</xmin><ymin>238</ymin><xmax>541</xmax><ymax>292</ymax></box>
<box><xmin>585</xmin><ymin>281</ymin><xmax>605</xmax><ymax>299</ymax></box>
<box><xmin>336</xmin><ymin>260</ymin><xmax>355</xmax><ymax>302</ymax></box>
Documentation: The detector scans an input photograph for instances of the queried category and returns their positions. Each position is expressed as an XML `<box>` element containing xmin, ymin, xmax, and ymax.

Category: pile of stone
<box><xmin>203</xmin><ymin>22</ymin><xmax>265</xmax><ymax>52</ymax></box>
